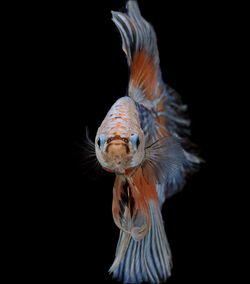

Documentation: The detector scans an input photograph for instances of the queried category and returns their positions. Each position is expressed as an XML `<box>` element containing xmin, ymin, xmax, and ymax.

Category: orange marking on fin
<box><xmin>130</xmin><ymin>49</ymin><xmax>158</xmax><ymax>100</ymax></box>
<box><xmin>112</xmin><ymin>167</ymin><xmax>158</xmax><ymax>240</ymax></box>
<box><xmin>131</xmin><ymin>51</ymin><xmax>169</xmax><ymax>134</ymax></box>
<box><xmin>131</xmin><ymin>167</ymin><xmax>158</xmax><ymax>203</ymax></box>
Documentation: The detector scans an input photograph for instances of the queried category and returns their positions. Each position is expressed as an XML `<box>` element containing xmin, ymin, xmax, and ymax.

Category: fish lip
<box><xmin>107</xmin><ymin>135</ymin><xmax>129</xmax><ymax>144</ymax></box>
<box><xmin>106</xmin><ymin>141</ymin><xmax>130</xmax><ymax>154</ymax></box>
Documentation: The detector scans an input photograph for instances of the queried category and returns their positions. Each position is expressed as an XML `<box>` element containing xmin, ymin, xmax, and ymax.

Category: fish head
<box><xmin>95</xmin><ymin>131</ymin><xmax>145</xmax><ymax>174</ymax></box>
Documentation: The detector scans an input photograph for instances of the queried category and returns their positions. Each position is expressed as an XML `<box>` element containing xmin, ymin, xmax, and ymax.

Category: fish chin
<box><xmin>106</xmin><ymin>156</ymin><xmax>130</xmax><ymax>174</ymax></box>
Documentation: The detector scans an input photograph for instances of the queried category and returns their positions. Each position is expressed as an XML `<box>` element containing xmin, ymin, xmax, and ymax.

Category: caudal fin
<box><xmin>109</xmin><ymin>202</ymin><xmax>172</xmax><ymax>284</ymax></box>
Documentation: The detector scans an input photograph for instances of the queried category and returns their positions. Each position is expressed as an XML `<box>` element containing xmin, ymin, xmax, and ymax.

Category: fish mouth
<box><xmin>106</xmin><ymin>135</ymin><xmax>130</xmax><ymax>154</ymax></box>
<box><xmin>107</xmin><ymin>135</ymin><xmax>129</xmax><ymax>144</ymax></box>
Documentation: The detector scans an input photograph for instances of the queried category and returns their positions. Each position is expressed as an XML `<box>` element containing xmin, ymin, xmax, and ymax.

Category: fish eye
<box><xmin>130</xmin><ymin>134</ymin><xmax>140</xmax><ymax>151</ymax></box>
<box><xmin>136</xmin><ymin>137</ymin><xmax>140</xmax><ymax>148</ymax></box>
<box><xmin>97</xmin><ymin>138</ymin><xmax>101</xmax><ymax>148</ymax></box>
<box><xmin>97</xmin><ymin>134</ymin><xmax>107</xmax><ymax>150</ymax></box>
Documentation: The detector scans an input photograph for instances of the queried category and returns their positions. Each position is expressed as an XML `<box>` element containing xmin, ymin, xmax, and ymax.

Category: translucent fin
<box><xmin>111</xmin><ymin>0</ymin><xmax>160</xmax><ymax>103</ymax></box>
<box><xmin>110</xmin><ymin>202</ymin><xmax>172</xmax><ymax>284</ymax></box>
<box><xmin>143</xmin><ymin>136</ymin><xmax>198</xmax><ymax>199</ymax></box>
<box><xmin>112</xmin><ymin>175</ymin><xmax>150</xmax><ymax>241</ymax></box>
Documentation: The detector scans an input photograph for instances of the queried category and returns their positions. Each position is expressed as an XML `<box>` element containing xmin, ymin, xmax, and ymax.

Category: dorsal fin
<box><xmin>111</xmin><ymin>1</ymin><xmax>161</xmax><ymax>103</ymax></box>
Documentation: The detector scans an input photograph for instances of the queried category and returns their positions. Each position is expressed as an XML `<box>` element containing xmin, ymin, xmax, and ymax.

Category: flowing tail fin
<box><xmin>110</xmin><ymin>171</ymin><xmax>172</xmax><ymax>283</ymax></box>
<box><xmin>109</xmin><ymin>202</ymin><xmax>172</xmax><ymax>284</ymax></box>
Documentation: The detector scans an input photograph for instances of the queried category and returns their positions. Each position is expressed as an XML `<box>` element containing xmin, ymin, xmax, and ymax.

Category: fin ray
<box><xmin>110</xmin><ymin>202</ymin><xmax>172</xmax><ymax>284</ymax></box>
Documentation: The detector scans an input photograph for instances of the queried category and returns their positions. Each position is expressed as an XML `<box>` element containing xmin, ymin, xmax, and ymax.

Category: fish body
<box><xmin>96</xmin><ymin>97</ymin><xmax>145</xmax><ymax>174</ymax></box>
<box><xmin>94</xmin><ymin>1</ymin><xmax>201</xmax><ymax>283</ymax></box>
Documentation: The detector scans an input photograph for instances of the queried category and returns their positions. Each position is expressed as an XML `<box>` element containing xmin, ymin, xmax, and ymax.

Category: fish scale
<box><xmin>99</xmin><ymin>97</ymin><xmax>141</xmax><ymax>138</ymax></box>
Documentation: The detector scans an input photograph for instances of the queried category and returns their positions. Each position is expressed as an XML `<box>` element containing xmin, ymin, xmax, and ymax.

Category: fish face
<box><xmin>95</xmin><ymin>132</ymin><xmax>145</xmax><ymax>174</ymax></box>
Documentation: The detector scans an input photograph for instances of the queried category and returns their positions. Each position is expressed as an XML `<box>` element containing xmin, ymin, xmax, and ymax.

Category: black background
<box><xmin>13</xmin><ymin>0</ymin><xmax>238</xmax><ymax>283</ymax></box>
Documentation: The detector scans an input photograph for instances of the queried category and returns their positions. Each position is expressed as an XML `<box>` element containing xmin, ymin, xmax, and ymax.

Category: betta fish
<box><xmin>93</xmin><ymin>1</ymin><xmax>201</xmax><ymax>283</ymax></box>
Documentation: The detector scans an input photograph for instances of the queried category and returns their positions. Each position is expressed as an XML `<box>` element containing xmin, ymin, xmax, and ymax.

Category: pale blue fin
<box><xmin>109</xmin><ymin>202</ymin><xmax>172</xmax><ymax>284</ymax></box>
